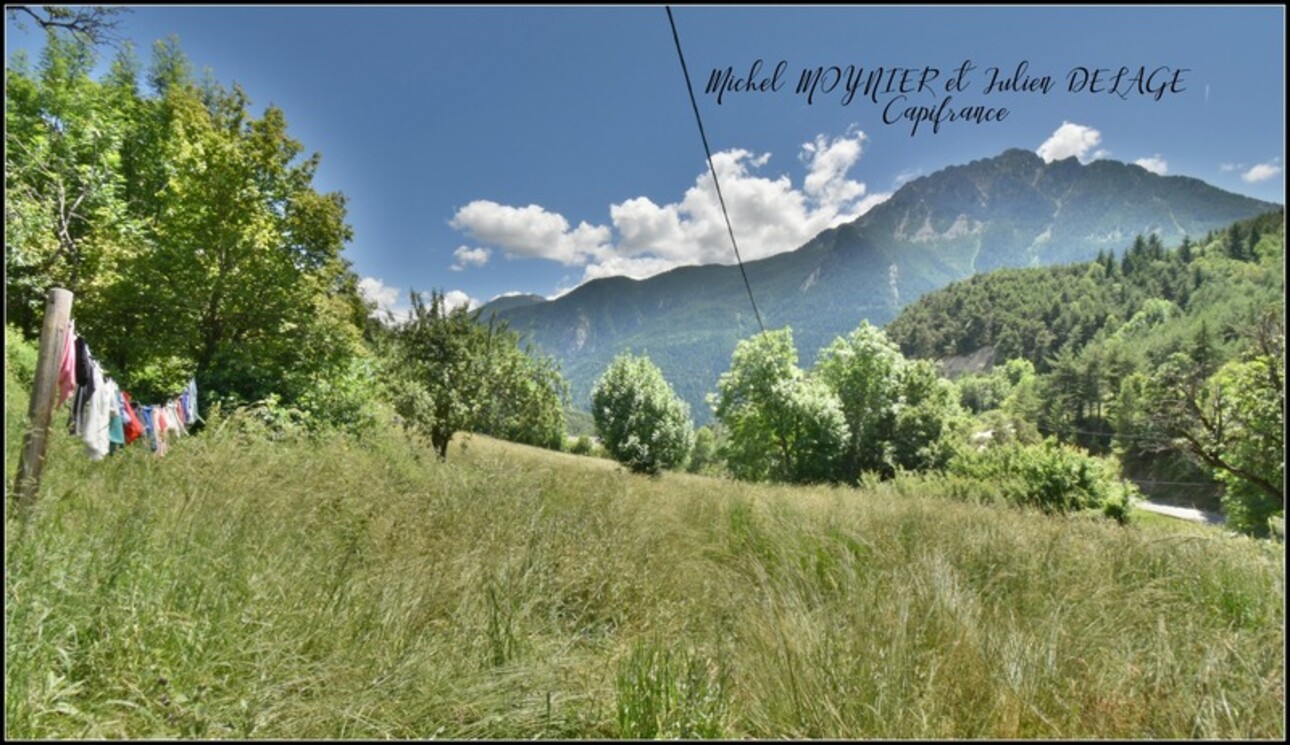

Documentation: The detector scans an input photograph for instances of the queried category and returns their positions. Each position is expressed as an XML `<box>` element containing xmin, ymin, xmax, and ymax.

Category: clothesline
<box><xmin>57</xmin><ymin>318</ymin><xmax>201</xmax><ymax>460</ymax></box>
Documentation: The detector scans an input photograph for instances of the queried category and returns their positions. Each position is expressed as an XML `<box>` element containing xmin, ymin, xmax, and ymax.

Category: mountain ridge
<box><xmin>479</xmin><ymin>149</ymin><xmax>1279</xmax><ymax>423</ymax></box>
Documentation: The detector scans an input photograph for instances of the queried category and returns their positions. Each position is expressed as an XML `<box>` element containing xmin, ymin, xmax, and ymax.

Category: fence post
<box><xmin>11</xmin><ymin>287</ymin><xmax>74</xmax><ymax>513</ymax></box>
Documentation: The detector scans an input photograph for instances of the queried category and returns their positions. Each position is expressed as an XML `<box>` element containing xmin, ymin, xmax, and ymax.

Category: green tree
<box><xmin>5</xmin><ymin>34</ymin><xmax>374</xmax><ymax>424</ymax></box>
<box><xmin>817</xmin><ymin>322</ymin><xmax>962</xmax><ymax>479</ymax></box>
<box><xmin>712</xmin><ymin>329</ymin><xmax>849</xmax><ymax>484</ymax></box>
<box><xmin>815</xmin><ymin>321</ymin><xmax>903</xmax><ymax>478</ymax></box>
<box><xmin>1143</xmin><ymin>329</ymin><xmax>1285</xmax><ymax>535</ymax></box>
<box><xmin>389</xmin><ymin>291</ymin><xmax>492</xmax><ymax>459</ymax></box>
<box><xmin>955</xmin><ymin>371</ymin><xmax>1012</xmax><ymax>414</ymax></box>
<box><xmin>5</xmin><ymin>31</ymin><xmax>138</xmax><ymax>330</ymax></box>
<box><xmin>1208</xmin><ymin>354</ymin><xmax>1284</xmax><ymax>534</ymax></box>
<box><xmin>388</xmin><ymin>292</ymin><xmax>566</xmax><ymax>458</ymax></box>
<box><xmin>117</xmin><ymin>72</ymin><xmax>364</xmax><ymax>405</ymax></box>
<box><xmin>687</xmin><ymin>425</ymin><xmax>720</xmax><ymax>474</ymax></box>
<box><xmin>591</xmin><ymin>352</ymin><xmax>693</xmax><ymax>474</ymax></box>
<box><xmin>473</xmin><ymin>324</ymin><xmax>568</xmax><ymax>451</ymax></box>
<box><xmin>889</xmin><ymin>359</ymin><xmax>964</xmax><ymax>472</ymax></box>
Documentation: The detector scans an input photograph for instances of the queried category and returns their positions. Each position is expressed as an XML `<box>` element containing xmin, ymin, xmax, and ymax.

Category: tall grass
<box><xmin>5</xmin><ymin>380</ymin><xmax>1284</xmax><ymax>738</ymax></box>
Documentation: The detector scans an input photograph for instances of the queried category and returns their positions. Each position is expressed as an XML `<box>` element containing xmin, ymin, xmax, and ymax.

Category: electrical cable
<box><xmin>665</xmin><ymin>6</ymin><xmax>765</xmax><ymax>334</ymax></box>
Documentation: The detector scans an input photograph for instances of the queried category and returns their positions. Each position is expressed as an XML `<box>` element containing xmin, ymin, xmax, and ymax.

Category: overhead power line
<box><xmin>665</xmin><ymin>6</ymin><xmax>765</xmax><ymax>334</ymax></box>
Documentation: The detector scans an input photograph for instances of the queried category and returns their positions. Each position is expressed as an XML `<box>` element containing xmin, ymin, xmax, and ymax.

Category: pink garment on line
<box><xmin>155</xmin><ymin>407</ymin><xmax>169</xmax><ymax>456</ymax></box>
<box><xmin>56</xmin><ymin>321</ymin><xmax>77</xmax><ymax>408</ymax></box>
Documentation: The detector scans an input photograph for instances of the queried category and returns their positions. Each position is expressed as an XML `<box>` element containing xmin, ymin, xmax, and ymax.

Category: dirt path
<box><xmin>1138</xmin><ymin>500</ymin><xmax>1224</xmax><ymax>525</ymax></box>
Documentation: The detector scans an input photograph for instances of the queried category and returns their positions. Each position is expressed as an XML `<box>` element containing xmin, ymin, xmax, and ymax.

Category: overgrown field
<box><xmin>5</xmin><ymin>395</ymin><xmax>1284</xmax><ymax>738</ymax></box>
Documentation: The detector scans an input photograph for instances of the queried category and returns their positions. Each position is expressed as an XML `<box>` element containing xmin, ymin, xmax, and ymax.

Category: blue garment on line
<box><xmin>138</xmin><ymin>405</ymin><xmax>157</xmax><ymax>452</ymax></box>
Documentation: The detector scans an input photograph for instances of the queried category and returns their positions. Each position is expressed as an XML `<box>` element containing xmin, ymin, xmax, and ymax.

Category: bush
<box><xmin>5</xmin><ymin>324</ymin><xmax>39</xmax><ymax>390</ymax></box>
<box><xmin>569</xmin><ymin>435</ymin><xmax>594</xmax><ymax>456</ymax></box>
<box><xmin>292</xmin><ymin>354</ymin><xmax>383</xmax><ymax>436</ymax></box>
<box><xmin>950</xmin><ymin>438</ymin><xmax>1138</xmax><ymax>517</ymax></box>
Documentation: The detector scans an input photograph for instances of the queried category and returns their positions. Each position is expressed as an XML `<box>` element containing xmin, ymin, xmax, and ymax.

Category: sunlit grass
<box><xmin>5</xmin><ymin>401</ymin><xmax>1284</xmax><ymax>738</ymax></box>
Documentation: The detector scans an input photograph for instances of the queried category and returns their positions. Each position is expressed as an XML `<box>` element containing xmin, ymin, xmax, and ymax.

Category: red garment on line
<box><xmin>121</xmin><ymin>391</ymin><xmax>144</xmax><ymax>445</ymax></box>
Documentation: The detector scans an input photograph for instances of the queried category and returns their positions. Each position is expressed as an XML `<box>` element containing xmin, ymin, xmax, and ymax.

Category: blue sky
<box><xmin>6</xmin><ymin>5</ymin><xmax>1285</xmax><ymax>316</ymax></box>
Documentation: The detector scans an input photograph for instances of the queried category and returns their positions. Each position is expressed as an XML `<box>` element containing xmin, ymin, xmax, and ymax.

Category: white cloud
<box><xmin>801</xmin><ymin>127</ymin><xmax>867</xmax><ymax>214</ymax></box>
<box><xmin>358</xmin><ymin>277</ymin><xmax>478</xmax><ymax>321</ymax></box>
<box><xmin>441</xmin><ymin>290</ymin><xmax>480</xmax><ymax>312</ymax></box>
<box><xmin>448</xmin><ymin>128</ymin><xmax>889</xmax><ymax>287</ymax></box>
<box><xmin>1242</xmin><ymin>158</ymin><xmax>1282</xmax><ymax>183</ymax></box>
<box><xmin>357</xmin><ymin>276</ymin><xmax>404</xmax><ymax>319</ymax></box>
<box><xmin>449</xmin><ymin>201</ymin><xmax>610</xmax><ymax>266</ymax></box>
<box><xmin>450</xmin><ymin>245</ymin><xmax>491</xmax><ymax>271</ymax></box>
<box><xmin>1134</xmin><ymin>155</ymin><xmax>1168</xmax><ymax>175</ymax></box>
<box><xmin>1220</xmin><ymin>162</ymin><xmax>1243</xmax><ymax>172</ymax></box>
<box><xmin>892</xmin><ymin>168</ymin><xmax>923</xmax><ymax>189</ymax></box>
<box><xmin>1036</xmin><ymin>122</ymin><xmax>1103</xmax><ymax>163</ymax></box>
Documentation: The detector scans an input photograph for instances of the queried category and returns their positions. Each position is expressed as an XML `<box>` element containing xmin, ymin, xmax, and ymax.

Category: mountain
<box><xmin>478</xmin><ymin>293</ymin><xmax>547</xmax><ymax>316</ymax></box>
<box><xmin>485</xmin><ymin>149</ymin><xmax>1279</xmax><ymax>423</ymax></box>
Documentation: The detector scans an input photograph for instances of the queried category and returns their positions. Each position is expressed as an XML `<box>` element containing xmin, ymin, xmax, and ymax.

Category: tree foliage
<box><xmin>686</xmin><ymin>425</ymin><xmax>721</xmax><ymax>475</ymax></box>
<box><xmin>815</xmin><ymin>322</ymin><xmax>963</xmax><ymax>480</ymax></box>
<box><xmin>473</xmin><ymin>321</ymin><xmax>570</xmax><ymax>452</ymax></box>
<box><xmin>591</xmin><ymin>352</ymin><xmax>693</xmax><ymax>474</ymax></box>
<box><xmin>815</xmin><ymin>321</ymin><xmax>903</xmax><ymax>477</ymax></box>
<box><xmin>890</xmin><ymin>359</ymin><xmax>964</xmax><ymax>473</ymax></box>
<box><xmin>6</xmin><ymin>32</ymin><xmax>372</xmax><ymax>423</ymax></box>
<box><xmin>1141</xmin><ymin>314</ymin><xmax>1285</xmax><ymax>535</ymax></box>
<box><xmin>389</xmin><ymin>291</ymin><xmax>567</xmax><ymax>460</ymax></box>
<box><xmin>712</xmin><ymin>329</ymin><xmax>849</xmax><ymax>484</ymax></box>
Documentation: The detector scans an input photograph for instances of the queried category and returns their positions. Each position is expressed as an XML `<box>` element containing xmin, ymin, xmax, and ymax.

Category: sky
<box><xmin>5</xmin><ymin>5</ymin><xmax>1285</xmax><ymax>318</ymax></box>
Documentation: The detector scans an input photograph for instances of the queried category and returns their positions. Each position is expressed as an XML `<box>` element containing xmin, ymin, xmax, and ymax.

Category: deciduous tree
<box><xmin>592</xmin><ymin>352</ymin><xmax>693</xmax><ymax>474</ymax></box>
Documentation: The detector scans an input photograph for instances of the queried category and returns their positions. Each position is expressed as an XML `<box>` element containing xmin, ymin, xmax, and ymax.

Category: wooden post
<box><xmin>11</xmin><ymin>288</ymin><xmax>74</xmax><ymax>512</ymax></box>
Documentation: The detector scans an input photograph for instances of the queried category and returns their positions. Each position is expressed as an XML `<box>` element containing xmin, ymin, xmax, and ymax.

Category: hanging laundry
<box><xmin>69</xmin><ymin>336</ymin><xmax>97</xmax><ymax>435</ymax></box>
<box><xmin>154</xmin><ymin>406</ymin><xmax>170</xmax><ymax>456</ymax></box>
<box><xmin>82</xmin><ymin>363</ymin><xmax>112</xmax><ymax>461</ymax></box>
<box><xmin>53</xmin><ymin>321</ymin><xmax>208</xmax><ymax>460</ymax></box>
<box><xmin>185</xmin><ymin>378</ymin><xmax>200</xmax><ymax>423</ymax></box>
<box><xmin>171</xmin><ymin>400</ymin><xmax>188</xmax><ymax>437</ymax></box>
<box><xmin>74</xmin><ymin>336</ymin><xmax>95</xmax><ymax>394</ymax></box>
<box><xmin>139</xmin><ymin>405</ymin><xmax>157</xmax><ymax>452</ymax></box>
<box><xmin>121</xmin><ymin>392</ymin><xmax>144</xmax><ymax>445</ymax></box>
<box><xmin>107</xmin><ymin>380</ymin><xmax>125</xmax><ymax>448</ymax></box>
<box><xmin>116</xmin><ymin>389</ymin><xmax>132</xmax><ymax>428</ymax></box>
<box><xmin>56</xmin><ymin>320</ymin><xmax>77</xmax><ymax>408</ymax></box>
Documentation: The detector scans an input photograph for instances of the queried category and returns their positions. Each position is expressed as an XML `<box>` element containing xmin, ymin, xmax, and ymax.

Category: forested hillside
<box><xmin>887</xmin><ymin>210</ymin><xmax>1285</xmax><ymax>529</ymax></box>
<box><xmin>887</xmin><ymin>210</ymin><xmax>1285</xmax><ymax>370</ymax></box>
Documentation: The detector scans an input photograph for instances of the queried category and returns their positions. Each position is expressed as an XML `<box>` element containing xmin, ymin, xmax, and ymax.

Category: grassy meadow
<box><xmin>4</xmin><ymin>385</ymin><xmax>1285</xmax><ymax>738</ymax></box>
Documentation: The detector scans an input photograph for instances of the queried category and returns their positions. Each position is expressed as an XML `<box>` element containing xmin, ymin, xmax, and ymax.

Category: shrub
<box><xmin>569</xmin><ymin>435</ymin><xmax>594</xmax><ymax>456</ymax></box>
<box><xmin>950</xmin><ymin>438</ymin><xmax>1138</xmax><ymax>516</ymax></box>
<box><xmin>5</xmin><ymin>324</ymin><xmax>39</xmax><ymax>389</ymax></box>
